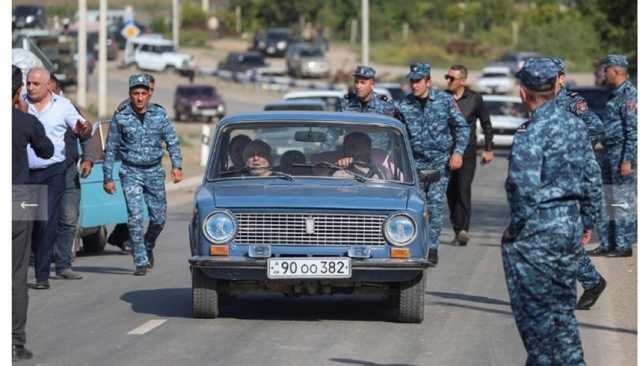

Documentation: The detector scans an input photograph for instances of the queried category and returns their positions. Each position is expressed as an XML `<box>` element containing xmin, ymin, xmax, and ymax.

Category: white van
<box><xmin>123</xmin><ymin>34</ymin><xmax>194</xmax><ymax>73</ymax></box>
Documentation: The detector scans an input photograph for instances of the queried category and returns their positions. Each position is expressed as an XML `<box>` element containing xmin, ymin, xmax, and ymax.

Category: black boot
<box><xmin>576</xmin><ymin>277</ymin><xmax>607</xmax><ymax>310</ymax></box>
<box><xmin>428</xmin><ymin>249</ymin><xmax>439</xmax><ymax>266</ymax></box>
<box><xmin>12</xmin><ymin>345</ymin><xmax>33</xmax><ymax>361</ymax></box>
<box><xmin>587</xmin><ymin>247</ymin><xmax>610</xmax><ymax>256</ymax></box>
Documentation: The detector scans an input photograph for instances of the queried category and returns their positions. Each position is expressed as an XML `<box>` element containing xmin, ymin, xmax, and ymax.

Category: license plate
<box><xmin>267</xmin><ymin>46</ymin><xmax>275</xmax><ymax>54</ymax></box>
<box><xmin>198</xmin><ymin>109</ymin><xmax>217</xmax><ymax>116</ymax></box>
<box><xmin>267</xmin><ymin>258</ymin><xmax>351</xmax><ymax>279</ymax></box>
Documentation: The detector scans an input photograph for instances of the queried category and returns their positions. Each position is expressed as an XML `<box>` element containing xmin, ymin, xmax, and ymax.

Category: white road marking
<box><xmin>127</xmin><ymin>319</ymin><xmax>167</xmax><ymax>335</ymax></box>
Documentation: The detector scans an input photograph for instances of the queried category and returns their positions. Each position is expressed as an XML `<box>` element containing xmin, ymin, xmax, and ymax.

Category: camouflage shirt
<box><xmin>505</xmin><ymin>100</ymin><xmax>602</xmax><ymax>234</ymax></box>
<box><xmin>556</xmin><ymin>87</ymin><xmax>604</xmax><ymax>145</ymax></box>
<box><xmin>103</xmin><ymin>102</ymin><xmax>182</xmax><ymax>182</ymax></box>
<box><xmin>398</xmin><ymin>87</ymin><xmax>469</xmax><ymax>167</ymax></box>
<box><xmin>603</xmin><ymin>79</ymin><xmax>637</xmax><ymax>163</ymax></box>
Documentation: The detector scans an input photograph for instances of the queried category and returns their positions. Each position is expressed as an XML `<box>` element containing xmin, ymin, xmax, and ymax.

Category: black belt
<box><xmin>122</xmin><ymin>160</ymin><xmax>161</xmax><ymax>169</ymax></box>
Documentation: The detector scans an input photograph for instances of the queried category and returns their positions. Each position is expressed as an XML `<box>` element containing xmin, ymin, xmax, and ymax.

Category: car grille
<box><xmin>234</xmin><ymin>213</ymin><xmax>387</xmax><ymax>246</ymax></box>
<box><xmin>494</xmin><ymin>128</ymin><xmax>518</xmax><ymax>135</ymax></box>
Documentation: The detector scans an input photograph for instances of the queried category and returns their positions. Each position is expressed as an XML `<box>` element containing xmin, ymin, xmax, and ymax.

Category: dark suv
<box><xmin>174</xmin><ymin>85</ymin><xmax>226</xmax><ymax>122</ymax></box>
<box><xmin>13</xmin><ymin>5</ymin><xmax>46</xmax><ymax>30</ymax></box>
<box><xmin>254</xmin><ymin>28</ymin><xmax>294</xmax><ymax>57</ymax></box>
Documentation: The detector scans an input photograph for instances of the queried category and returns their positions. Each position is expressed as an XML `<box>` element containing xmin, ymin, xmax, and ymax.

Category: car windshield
<box><xmin>209</xmin><ymin>122</ymin><xmax>412</xmax><ymax>183</ymax></box>
<box><xmin>299</xmin><ymin>49</ymin><xmax>324</xmax><ymax>57</ymax></box>
<box><xmin>16</xmin><ymin>6</ymin><xmax>41</xmax><ymax>16</ymax></box>
<box><xmin>485</xmin><ymin>100</ymin><xmax>528</xmax><ymax>118</ymax></box>
<box><xmin>266</xmin><ymin>31</ymin><xmax>290</xmax><ymax>41</ymax></box>
<box><xmin>180</xmin><ymin>87</ymin><xmax>215</xmax><ymax>97</ymax></box>
<box><xmin>482</xmin><ymin>72</ymin><xmax>509</xmax><ymax>78</ymax></box>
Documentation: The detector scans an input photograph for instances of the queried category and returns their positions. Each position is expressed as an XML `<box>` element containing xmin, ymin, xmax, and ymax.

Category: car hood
<box><xmin>185</xmin><ymin>96</ymin><xmax>222</xmax><ymax>106</ymax></box>
<box><xmin>490</xmin><ymin>115</ymin><xmax>526</xmax><ymax>128</ymax></box>
<box><xmin>207</xmin><ymin>180</ymin><xmax>409</xmax><ymax>210</ymax></box>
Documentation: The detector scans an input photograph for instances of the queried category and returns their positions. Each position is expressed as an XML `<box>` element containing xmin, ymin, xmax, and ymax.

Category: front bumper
<box><xmin>189</xmin><ymin>256</ymin><xmax>430</xmax><ymax>282</ymax></box>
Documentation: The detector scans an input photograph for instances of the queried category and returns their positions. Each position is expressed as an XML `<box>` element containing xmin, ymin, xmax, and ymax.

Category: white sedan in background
<box><xmin>476</xmin><ymin>66</ymin><xmax>515</xmax><ymax>95</ymax></box>
<box><xmin>477</xmin><ymin>95</ymin><xmax>529</xmax><ymax>147</ymax></box>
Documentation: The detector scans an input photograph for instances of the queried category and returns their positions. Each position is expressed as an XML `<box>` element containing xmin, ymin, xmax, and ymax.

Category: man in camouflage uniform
<box><xmin>551</xmin><ymin>57</ymin><xmax>607</xmax><ymax>310</ymax></box>
<box><xmin>103</xmin><ymin>74</ymin><xmax>183</xmax><ymax>275</ymax></box>
<box><xmin>589</xmin><ymin>54</ymin><xmax>637</xmax><ymax>258</ymax></box>
<box><xmin>398</xmin><ymin>63</ymin><xmax>469</xmax><ymax>265</ymax></box>
<box><xmin>503</xmin><ymin>58</ymin><xmax>601</xmax><ymax>366</ymax></box>
<box><xmin>336</xmin><ymin>66</ymin><xmax>402</xmax><ymax>149</ymax></box>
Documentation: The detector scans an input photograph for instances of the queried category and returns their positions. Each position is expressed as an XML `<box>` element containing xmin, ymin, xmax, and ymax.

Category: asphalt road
<box><xmin>20</xmin><ymin>150</ymin><xmax>636</xmax><ymax>366</ymax></box>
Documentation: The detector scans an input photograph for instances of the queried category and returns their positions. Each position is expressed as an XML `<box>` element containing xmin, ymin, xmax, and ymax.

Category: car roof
<box><xmin>265</xmin><ymin>100</ymin><xmax>326</xmax><ymax>107</ymax></box>
<box><xmin>129</xmin><ymin>35</ymin><xmax>174</xmax><ymax>46</ymax></box>
<box><xmin>482</xmin><ymin>95</ymin><xmax>522</xmax><ymax>103</ymax></box>
<box><xmin>284</xmin><ymin>90</ymin><xmax>344</xmax><ymax>99</ymax></box>
<box><xmin>177</xmin><ymin>84</ymin><xmax>214</xmax><ymax>89</ymax></box>
<box><xmin>481</xmin><ymin>66</ymin><xmax>511</xmax><ymax>74</ymax></box>
<box><xmin>219</xmin><ymin>112</ymin><xmax>405</xmax><ymax>129</ymax></box>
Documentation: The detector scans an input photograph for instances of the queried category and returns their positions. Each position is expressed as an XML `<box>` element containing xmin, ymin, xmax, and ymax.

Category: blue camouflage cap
<box><xmin>515</xmin><ymin>57</ymin><xmax>559</xmax><ymax>92</ymax></box>
<box><xmin>353</xmin><ymin>65</ymin><xmax>376</xmax><ymax>79</ymax></box>
<box><xmin>551</xmin><ymin>57</ymin><xmax>566</xmax><ymax>74</ymax></box>
<box><xmin>129</xmin><ymin>73</ymin><xmax>150</xmax><ymax>89</ymax></box>
<box><xmin>605</xmin><ymin>54</ymin><xmax>629</xmax><ymax>68</ymax></box>
<box><xmin>406</xmin><ymin>63</ymin><xmax>431</xmax><ymax>80</ymax></box>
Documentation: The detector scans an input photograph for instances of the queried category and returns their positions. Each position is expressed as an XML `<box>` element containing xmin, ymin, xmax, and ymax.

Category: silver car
<box><xmin>286</xmin><ymin>43</ymin><xmax>330</xmax><ymax>78</ymax></box>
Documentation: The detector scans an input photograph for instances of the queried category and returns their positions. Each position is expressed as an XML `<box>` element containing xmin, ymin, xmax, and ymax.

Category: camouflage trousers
<box><xmin>596</xmin><ymin>145</ymin><xmax>637</xmax><ymax>252</ymax></box>
<box><xmin>417</xmin><ymin>159</ymin><xmax>449</xmax><ymax>250</ymax></box>
<box><xmin>120</xmin><ymin>164</ymin><xmax>167</xmax><ymax>267</ymax></box>
<box><xmin>576</xmin><ymin>246</ymin><xmax>601</xmax><ymax>290</ymax></box>
<box><xmin>502</xmin><ymin>205</ymin><xmax>585</xmax><ymax>366</ymax></box>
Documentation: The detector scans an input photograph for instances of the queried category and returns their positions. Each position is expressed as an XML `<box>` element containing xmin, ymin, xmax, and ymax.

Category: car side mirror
<box><xmin>419</xmin><ymin>169</ymin><xmax>440</xmax><ymax>186</ymax></box>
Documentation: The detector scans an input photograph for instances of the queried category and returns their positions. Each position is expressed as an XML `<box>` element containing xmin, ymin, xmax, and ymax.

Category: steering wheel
<box><xmin>350</xmin><ymin>160</ymin><xmax>383</xmax><ymax>179</ymax></box>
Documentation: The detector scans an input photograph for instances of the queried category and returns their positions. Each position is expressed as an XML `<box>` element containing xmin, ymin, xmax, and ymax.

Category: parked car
<box><xmin>13</xmin><ymin>32</ymin><xmax>77</xmax><ymax>88</ymax></box>
<box><xmin>477</xmin><ymin>95</ymin><xmax>528</xmax><ymax>147</ymax></box>
<box><xmin>174</xmin><ymin>84</ymin><xmax>226</xmax><ymax>122</ymax></box>
<box><xmin>217</xmin><ymin>51</ymin><xmax>268</xmax><ymax>77</ymax></box>
<box><xmin>189</xmin><ymin>111</ymin><xmax>438</xmax><ymax>322</ymax></box>
<box><xmin>285</xmin><ymin>43</ymin><xmax>330</xmax><ymax>78</ymax></box>
<box><xmin>490</xmin><ymin>51</ymin><xmax>541</xmax><ymax>74</ymax></box>
<box><xmin>13</xmin><ymin>5</ymin><xmax>46</xmax><ymax>30</ymax></box>
<box><xmin>567</xmin><ymin>86</ymin><xmax>609</xmax><ymax>120</ymax></box>
<box><xmin>477</xmin><ymin>66</ymin><xmax>515</xmax><ymax>95</ymax></box>
<box><xmin>377</xmin><ymin>82</ymin><xmax>408</xmax><ymax>101</ymax></box>
<box><xmin>283</xmin><ymin>88</ymin><xmax>393</xmax><ymax>111</ymax></box>
<box><xmin>123</xmin><ymin>35</ymin><xmax>194</xmax><ymax>73</ymax></box>
<box><xmin>263</xmin><ymin>100</ymin><xmax>327</xmax><ymax>111</ymax></box>
<box><xmin>255</xmin><ymin>28</ymin><xmax>294</xmax><ymax>57</ymax></box>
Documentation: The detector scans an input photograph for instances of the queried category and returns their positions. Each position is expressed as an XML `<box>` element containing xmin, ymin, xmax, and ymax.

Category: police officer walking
<box><xmin>103</xmin><ymin>74</ymin><xmax>183</xmax><ymax>275</ymax></box>
<box><xmin>398</xmin><ymin>63</ymin><xmax>470</xmax><ymax>265</ymax></box>
<box><xmin>551</xmin><ymin>57</ymin><xmax>607</xmax><ymax>310</ymax></box>
<box><xmin>589</xmin><ymin>54</ymin><xmax>637</xmax><ymax>258</ymax></box>
<box><xmin>502</xmin><ymin>58</ymin><xmax>602</xmax><ymax>365</ymax></box>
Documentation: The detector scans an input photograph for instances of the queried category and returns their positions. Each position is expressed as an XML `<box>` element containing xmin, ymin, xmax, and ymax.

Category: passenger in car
<box><xmin>243</xmin><ymin>139</ymin><xmax>273</xmax><ymax>177</ymax></box>
<box><xmin>278</xmin><ymin>150</ymin><xmax>310</xmax><ymax>175</ymax></box>
<box><xmin>334</xmin><ymin>132</ymin><xmax>383</xmax><ymax>179</ymax></box>
<box><xmin>228</xmin><ymin>134</ymin><xmax>252</xmax><ymax>170</ymax></box>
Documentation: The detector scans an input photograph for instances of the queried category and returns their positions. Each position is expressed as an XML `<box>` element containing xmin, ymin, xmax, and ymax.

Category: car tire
<box><xmin>82</xmin><ymin>225</ymin><xmax>107</xmax><ymax>253</ymax></box>
<box><xmin>393</xmin><ymin>270</ymin><xmax>425</xmax><ymax>323</ymax></box>
<box><xmin>192</xmin><ymin>267</ymin><xmax>220</xmax><ymax>318</ymax></box>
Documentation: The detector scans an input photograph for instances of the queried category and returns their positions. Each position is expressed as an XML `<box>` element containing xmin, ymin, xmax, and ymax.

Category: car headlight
<box><xmin>217</xmin><ymin>104</ymin><xmax>225</xmax><ymax>112</ymax></box>
<box><xmin>26</xmin><ymin>15</ymin><xmax>34</xmax><ymax>23</ymax></box>
<box><xmin>277</xmin><ymin>41</ymin><xmax>287</xmax><ymax>50</ymax></box>
<box><xmin>203</xmin><ymin>210</ymin><xmax>237</xmax><ymax>244</ymax></box>
<box><xmin>384</xmin><ymin>213</ymin><xmax>416</xmax><ymax>246</ymax></box>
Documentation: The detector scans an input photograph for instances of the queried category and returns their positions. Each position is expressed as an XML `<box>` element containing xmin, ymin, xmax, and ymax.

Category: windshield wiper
<box><xmin>293</xmin><ymin>161</ymin><xmax>369</xmax><ymax>183</ymax></box>
<box><xmin>219</xmin><ymin>168</ymin><xmax>295</xmax><ymax>181</ymax></box>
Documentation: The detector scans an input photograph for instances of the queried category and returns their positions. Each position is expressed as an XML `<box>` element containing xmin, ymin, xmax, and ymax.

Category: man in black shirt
<box><xmin>445</xmin><ymin>64</ymin><xmax>494</xmax><ymax>246</ymax></box>
<box><xmin>12</xmin><ymin>65</ymin><xmax>53</xmax><ymax>361</ymax></box>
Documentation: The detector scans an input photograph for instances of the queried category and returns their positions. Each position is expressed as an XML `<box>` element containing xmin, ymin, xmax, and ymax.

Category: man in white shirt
<box><xmin>23</xmin><ymin>67</ymin><xmax>91</xmax><ymax>289</ymax></box>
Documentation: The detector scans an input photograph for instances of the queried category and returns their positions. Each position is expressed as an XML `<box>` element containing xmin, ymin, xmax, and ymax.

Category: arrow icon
<box><xmin>611</xmin><ymin>202</ymin><xmax>630</xmax><ymax>209</ymax></box>
<box><xmin>20</xmin><ymin>202</ymin><xmax>39</xmax><ymax>209</ymax></box>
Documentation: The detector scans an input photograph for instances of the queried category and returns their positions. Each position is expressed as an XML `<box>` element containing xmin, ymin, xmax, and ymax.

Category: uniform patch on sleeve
<box><xmin>575</xmin><ymin>100</ymin><xmax>588</xmax><ymax>115</ymax></box>
<box><xmin>626</xmin><ymin>99</ymin><xmax>637</xmax><ymax>113</ymax></box>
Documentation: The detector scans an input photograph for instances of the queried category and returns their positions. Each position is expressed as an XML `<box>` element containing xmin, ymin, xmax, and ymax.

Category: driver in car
<box><xmin>243</xmin><ymin>139</ymin><xmax>273</xmax><ymax>177</ymax></box>
<box><xmin>334</xmin><ymin>132</ymin><xmax>383</xmax><ymax>179</ymax></box>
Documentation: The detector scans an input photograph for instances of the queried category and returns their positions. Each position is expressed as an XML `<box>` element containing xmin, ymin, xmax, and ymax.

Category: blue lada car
<box><xmin>188</xmin><ymin>112</ymin><xmax>438</xmax><ymax>323</ymax></box>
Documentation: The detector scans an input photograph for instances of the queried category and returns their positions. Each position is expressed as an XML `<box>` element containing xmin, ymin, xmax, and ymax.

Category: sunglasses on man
<box><xmin>444</xmin><ymin>75</ymin><xmax>462</xmax><ymax>81</ymax></box>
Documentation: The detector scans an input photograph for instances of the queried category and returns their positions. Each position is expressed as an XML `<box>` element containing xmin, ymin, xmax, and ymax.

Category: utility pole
<box><xmin>173</xmin><ymin>0</ymin><xmax>180</xmax><ymax>48</ymax></box>
<box><xmin>235</xmin><ymin>6</ymin><xmax>241</xmax><ymax>35</ymax></box>
<box><xmin>201</xmin><ymin>0</ymin><xmax>209</xmax><ymax>14</ymax></box>
<box><xmin>361</xmin><ymin>0</ymin><xmax>369</xmax><ymax>65</ymax></box>
<box><xmin>77</xmin><ymin>0</ymin><xmax>87</xmax><ymax>108</ymax></box>
<box><xmin>98</xmin><ymin>0</ymin><xmax>107</xmax><ymax>117</ymax></box>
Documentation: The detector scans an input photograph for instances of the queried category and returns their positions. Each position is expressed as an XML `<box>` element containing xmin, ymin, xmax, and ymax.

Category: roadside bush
<box><xmin>180</xmin><ymin>30</ymin><xmax>208</xmax><ymax>48</ymax></box>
